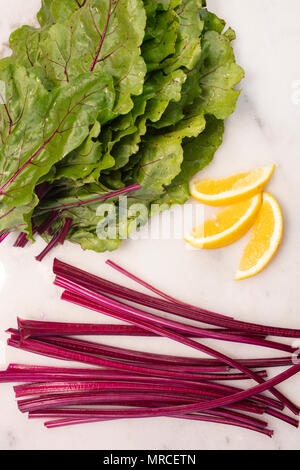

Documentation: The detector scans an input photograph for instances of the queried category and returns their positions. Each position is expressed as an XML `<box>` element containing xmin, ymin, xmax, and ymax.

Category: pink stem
<box><xmin>43</xmin><ymin>415</ymin><xmax>274</xmax><ymax>437</ymax></box>
<box><xmin>90</xmin><ymin>0</ymin><xmax>112</xmax><ymax>72</ymax></box>
<box><xmin>55</xmin><ymin>278</ymin><xmax>293</xmax><ymax>354</ymax></box>
<box><xmin>0</xmin><ymin>232</ymin><xmax>10</xmax><ymax>243</ymax></box>
<box><xmin>57</xmin><ymin>218</ymin><xmax>72</xmax><ymax>245</ymax></box>
<box><xmin>61</xmin><ymin>289</ymin><xmax>299</xmax><ymax>415</ymax></box>
<box><xmin>35</xmin><ymin>232</ymin><xmax>61</xmax><ymax>262</ymax></box>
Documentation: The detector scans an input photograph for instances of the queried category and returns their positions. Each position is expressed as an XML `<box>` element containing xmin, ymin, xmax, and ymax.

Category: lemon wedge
<box><xmin>235</xmin><ymin>192</ymin><xmax>283</xmax><ymax>280</ymax></box>
<box><xmin>190</xmin><ymin>165</ymin><xmax>275</xmax><ymax>206</ymax></box>
<box><xmin>184</xmin><ymin>194</ymin><xmax>262</xmax><ymax>249</ymax></box>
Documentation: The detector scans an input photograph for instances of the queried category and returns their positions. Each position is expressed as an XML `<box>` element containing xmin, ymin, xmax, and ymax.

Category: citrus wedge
<box><xmin>190</xmin><ymin>165</ymin><xmax>275</xmax><ymax>206</ymax></box>
<box><xmin>235</xmin><ymin>192</ymin><xmax>283</xmax><ymax>280</ymax></box>
<box><xmin>184</xmin><ymin>194</ymin><xmax>262</xmax><ymax>249</ymax></box>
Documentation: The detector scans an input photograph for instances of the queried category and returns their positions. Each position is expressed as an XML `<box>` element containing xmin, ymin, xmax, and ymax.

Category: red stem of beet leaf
<box><xmin>13</xmin><ymin>377</ymin><xmax>287</xmax><ymax>426</ymax></box>
<box><xmin>3</xmin><ymin>367</ymin><xmax>284</xmax><ymax>413</ymax></box>
<box><xmin>7</xmin><ymin>325</ymin><xmax>297</xmax><ymax>369</ymax></box>
<box><xmin>15</xmin><ymin>339</ymin><xmax>265</xmax><ymax>378</ymax></box>
<box><xmin>0</xmin><ymin>0</ymin><xmax>299</xmax><ymax>438</ymax></box>
<box><xmin>14</xmin><ymin>233</ymin><xmax>30</xmax><ymax>248</ymax></box>
<box><xmin>13</xmin><ymin>186</ymin><xmax>52</xmax><ymax>247</ymax></box>
<box><xmin>0</xmin><ymin>232</ymin><xmax>10</xmax><ymax>243</ymax></box>
<box><xmin>36</xmin><ymin>211</ymin><xmax>60</xmax><ymax>235</ymax></box>
<box><xmin>0</xmin><ymin>224</ymin><xmax>26</xmax><ymax>239</ymax></box>
<box><xmin>15</xmin><ymin>317</ymin><xmax>270</xmax><ymax>342</ymax></box>
<box><xmin>56</xmin><ymin>276</ymin><xmax>292</xmax><ymax>367</ymax></box>
<box><xmin>3</xmin><ymin>260</ymin><xmax>300</xmax><ymax>434</ymax></box>
<box><xmin>0</xmin><ymin>92</ymin><xmax>101</xmax><ymax>197</ymax></box>
<box><xmin>27</xmin><ymin>407</ymin><xmax>268</xmax><ymax>429</ymax></box>
<box><xmin>62</xmin><ymin>288</ymin><xmax>292</xmax><ymax>354</ymax></box>
<box><xmin>8</xmin><ymin>331</ymin><xmax>298</xmax><ymax>421</ymax></box>
<box><xmin>90</xmin><ymin>0</ymin><xmax>112</xmax><ymax>72</ymax></box>
<box><xmin>4</xmin><ymin>367</ymin><xmax>277</xmax><ymax>410</ymax></box>
<box><xmin>35</xmin><ymin>183</ymin><xmax>53</xmax><ymax>201</ymax></box>
<box><xmin>29</xmin><ymin>406</ymin><xmax>269</xmax><ymax>430</ymax></box>
<box><xmin>53</xmin><ymin>258</ymin><xmax>300</xmax><ymax>338</ymax></box>
<box><xmin>0</xmin><ymin>90</ymin><xmax>120</xmax><ymax>246</ymax></box>
<box><xmin>75</xmin><ymin>0</ymin><xmax>87</xmax><ymax>8</ymax></box>
<box><xmin>33</xmin><ymin>185</ymin><xmax>139</xmax><ymax>260</ymax></box>
<box><xmin>58</xmin><ymin>284</ymin><xmax>299</xmax><ymax>415</ymax></box>
<box><xmin>53</xmin><ymin>259</ymin><xmax>236</xmax><ymax>323</ymax></box>
<box><xmin>16</xmin><ymin>390</ymin><xmax>281</xmax><ymax>418</ymax></box>
<box><xmin>43</xmin><ymin>415</ymin><xmax>274</xmax><ymax>437</ymax></box>
<box><xmin>6</xmin><ymin>336</ymin><xmax>287</xmax><ymax>423</ymax></box>
<box><xmin>23</xmin><ymin>393</ymin><xmax>298</xmax><ymax>434</ymax></box>
<box><xmin>35</xmin><ymin>231</ymin><xmax>62</xmax><ymax>262</ymax></box>
<box><xmin>35</xmin><ymin>220</ymin><xmax>71</xmax><ymax>261</ymax></box>
<box><xmin>7</xmin><ymin>336</ymin><xmax>224</xmax><ymax>382</ymax></box>
<box><xmin>35</xmin><ymin>406</ymin><xmax>291</xmax><ymax>432</ymax></box>
<box><xmin>57</xmin><ymin>218</ymin><xmax>72</xmax><ymax>245</ymax></box>
<box><xmin>37</xmin><ymin>183</ymin><xmax>141</xmax><ymax>214</ymax></box>
<box><xmin>15</xmin><ymin>320</ymin><xmax>229</xmax><ymax>367</ymax></box>
<box><xmin>14</xmin><ymin>222</ymin><xmax>38</xmax><ymax>248</ymax></box>
<box><xmin>16</xmin><ymin>390</ymin><xmax>265</xmax><ymax>415</ymax></box>
<box><xmin>13</xmin><ymin>380</ymin><xmax>268</xmax><ymax>400</ymax></box>
<box><xmin>106</xmin><ymin>259</ymin><xmax>300</xmax><ymax>338</ymax></box>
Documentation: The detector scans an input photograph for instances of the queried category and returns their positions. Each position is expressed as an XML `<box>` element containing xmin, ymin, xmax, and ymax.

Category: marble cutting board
<box><xmin>0</xmin><ymin>0</ymin><xmax>300</xmax><ymax>450</ymax></box>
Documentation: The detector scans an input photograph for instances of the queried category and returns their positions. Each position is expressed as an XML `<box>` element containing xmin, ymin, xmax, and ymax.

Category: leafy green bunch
<box><xmin>0</xmin><ymin>0</ymin><xmax>244</xmax><ymax>252</ymax></box>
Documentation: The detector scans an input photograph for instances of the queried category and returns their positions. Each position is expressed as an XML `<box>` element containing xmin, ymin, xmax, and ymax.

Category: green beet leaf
<box><xmin>0</xmin><ymin>1</ymin><xmax>244</xmax><ymax>253</ymax></box>
<box><xmin>14</xmin><ymin>0</ymin><xmax>147</xmax><ymax>117</ymax></box>
<box><xmin>0</xmin><ymin>65</ymin><xmax>114</xmax><ymax>233</ymax></box>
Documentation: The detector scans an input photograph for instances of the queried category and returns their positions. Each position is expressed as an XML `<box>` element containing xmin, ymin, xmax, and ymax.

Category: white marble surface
<box><xmin>0</xmin><ymin>0</ymin><xmax>300</xmax><ymax>450</ymax></box>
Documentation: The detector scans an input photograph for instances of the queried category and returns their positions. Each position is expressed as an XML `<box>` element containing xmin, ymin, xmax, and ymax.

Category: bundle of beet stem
<box><xmin>3</xmin><ymin>258</ymin><xmax>300</xmax><ymax>436</ymax></box>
